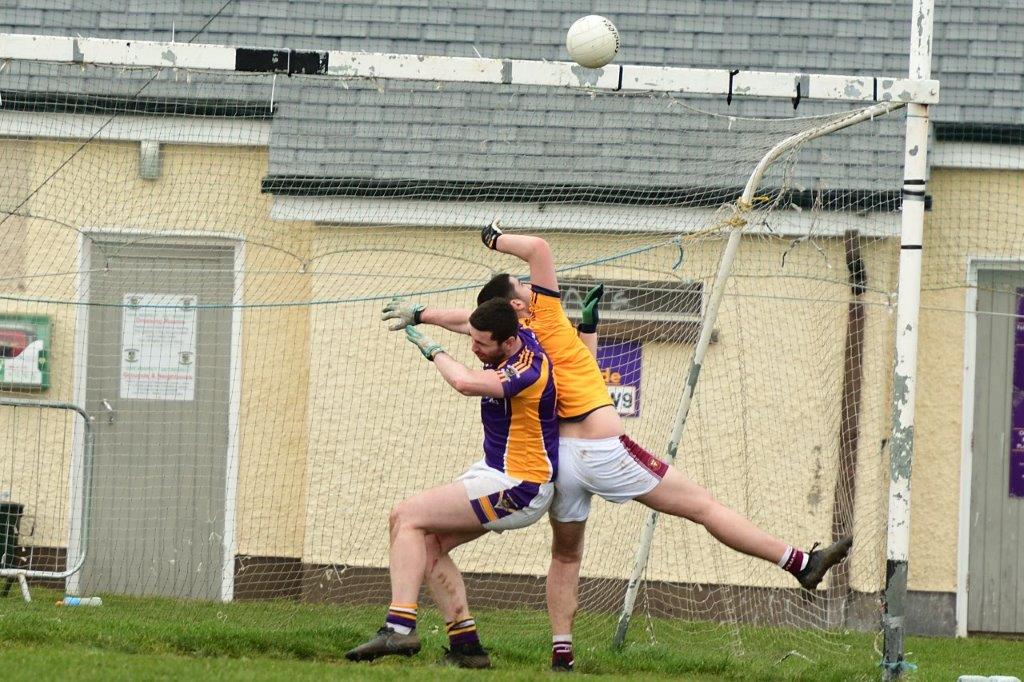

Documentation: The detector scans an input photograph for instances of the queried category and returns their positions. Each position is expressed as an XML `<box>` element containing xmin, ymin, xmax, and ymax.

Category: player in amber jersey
<box><xmin>382</xmin><ymin>222</ymin><xmax>852</xmax><ymax>672</ymax></box>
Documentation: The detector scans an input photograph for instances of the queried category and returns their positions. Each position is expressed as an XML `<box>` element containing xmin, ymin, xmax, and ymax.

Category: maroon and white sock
<box><xmin>552</xmin><ymin>634</ymin><xmax>574</xmax><ymax>669</ymax></box>
<box><xmin>778</xmin><ymin>547</ymin><xmax>809</xmax><ymax>576</ymax></box>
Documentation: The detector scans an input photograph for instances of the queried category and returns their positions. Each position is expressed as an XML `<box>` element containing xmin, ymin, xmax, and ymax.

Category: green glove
<box><xmin>578</xmin><ymin>283</ymin><xmax>604</xmax><ymax>334</ymax></box>
<box><xmin>405</xmin><ymin>325</ymin><xmax>445</xmax><ymax>361</ymax></box>
<box><xmin>481</xmin><ymin>219</ymin><xmax>503</xmax><ymax>250</ymax></box>
<box><xmin>382</xmin><ymin>297</ymin><xmax>425</xmax><ymax>331</ymax></box>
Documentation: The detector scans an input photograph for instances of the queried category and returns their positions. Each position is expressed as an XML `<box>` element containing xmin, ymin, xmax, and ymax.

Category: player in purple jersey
<box><xmin>346</xmin><ymin>298</ymin><xmax>558</xmax><ymax>669</ymax></box>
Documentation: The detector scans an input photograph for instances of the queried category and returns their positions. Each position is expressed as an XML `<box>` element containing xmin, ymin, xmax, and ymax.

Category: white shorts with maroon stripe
<box><xmin>550</xmin><ymin>435</ymin><xmax>669</xmax><ymax>523</ymax></box>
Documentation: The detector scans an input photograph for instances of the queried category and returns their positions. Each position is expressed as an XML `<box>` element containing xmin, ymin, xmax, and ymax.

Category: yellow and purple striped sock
<box><xmin>446</xmin><ymin>618</ymin><xmax>480</xmax><ymax>648</ymax></box>
<box><xmin>385</xmin><ymin>603</ymin><xmax>417</xmax><ymax>634</ymax></box>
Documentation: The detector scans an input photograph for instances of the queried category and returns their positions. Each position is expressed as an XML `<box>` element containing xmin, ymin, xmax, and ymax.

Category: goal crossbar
<box><xmin>0</xmin><ymin>32</ymin><xmax>939</xmax><ymax>105</ymax></box>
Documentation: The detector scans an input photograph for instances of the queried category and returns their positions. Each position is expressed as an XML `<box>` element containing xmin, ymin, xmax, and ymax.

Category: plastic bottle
<box><xmin>56</xmin><ymin>596</ymin><xmax>103</xmax><ymax>606</ymax></box>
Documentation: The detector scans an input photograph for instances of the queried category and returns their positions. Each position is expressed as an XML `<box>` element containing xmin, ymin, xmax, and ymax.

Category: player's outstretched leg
<box><xmin>793</xmin><ymin>536</ymin><xmax>854</xmax><ymax>590</ymax></box>
<box><xmin>345</xmin><ymin>482</ymin><xmax>483</xmax><ymax>663</ymax></box>
<box><xmin>636</xmin><ymin>465</ymin><xmax>852</xmax><ymax>590</ymax></box>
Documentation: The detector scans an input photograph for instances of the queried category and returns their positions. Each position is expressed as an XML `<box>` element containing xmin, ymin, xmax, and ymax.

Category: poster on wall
<box><xmin>120</xmin><ymin>293</ymin><xmax>197</xmax><ymax>401</ymax></box>
<box><xmin>0</xmin><ymin>314</ymin><xmax>51</xmax><ymax>390</ymax></box>
<box><xmin>1010</xmin><ymin>290</ymin><xmax>1024</xmax><ymax>497</ymax></box>
<box><xmin>596</xmin><ymin>340</ymin><xmax>642</xmax><ymax>417</ymax></box>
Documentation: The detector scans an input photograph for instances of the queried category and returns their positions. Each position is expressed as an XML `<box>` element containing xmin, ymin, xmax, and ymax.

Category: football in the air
<box><xmin>566</xmin><ymin>15</ymin><xmax>620</xmax><ymax>69</ymax></box>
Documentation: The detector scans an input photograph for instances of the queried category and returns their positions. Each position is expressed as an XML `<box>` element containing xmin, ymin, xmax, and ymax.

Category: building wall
<box><xmin>1</xmin><ymin>134</ymin><xmax>923</xmax><ymax>597</ymax></box>
<box><xmin>0</xmin><ymin>137</ymin><xmax>314</xmax><ymax>560</ymax></box>
<box><xmin>910</xmin><ymin>167</ymin><xmax>1024</xmax><ymax>594</ymax></box>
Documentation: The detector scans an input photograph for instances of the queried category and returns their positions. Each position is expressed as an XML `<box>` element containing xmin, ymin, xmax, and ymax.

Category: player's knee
<box><xmin>552</xmin><ymin>546</ymin><xmax>583</xmax><ymax>565</ymax></box>
<box><xmin>389</xmin><ymin>500</ymin><xmax>417</xmax><ymax>534</ymax></box>
<box><xmin>686</xmin><ymin>488</ymin><xmax>718</xmax><ymax>525</ymax></box>
<box><xmin>551</xmin><ymin>536</ymin><xmax>584</xmax><ymax>564</ymax></box>
<box><xmin>423</xmin><ymin>533</ymin><xmax>444</xmax><ymax>564</ymax></box>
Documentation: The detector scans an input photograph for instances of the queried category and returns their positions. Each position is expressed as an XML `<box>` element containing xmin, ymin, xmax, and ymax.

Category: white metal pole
<box><xmin>882</xmin><ymin>0</ymin><xmax>934</xmax><ymax>678</ymax></box>
<box><xmin>613</xmin><ymin>101</ymin><xmax>902</xmax><ymax>649</ymax></box>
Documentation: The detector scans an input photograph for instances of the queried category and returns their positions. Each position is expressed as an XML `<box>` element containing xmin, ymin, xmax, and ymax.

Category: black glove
<box><xmin>481</xmin><ymin>219</ymin><xmax>503</xmax><ymax>250</ymax></box>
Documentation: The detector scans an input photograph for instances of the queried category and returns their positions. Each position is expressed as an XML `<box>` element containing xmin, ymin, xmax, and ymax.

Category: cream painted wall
<box><xmin>300</xmin><ymin>228</ymin><xmax>900</xmax><ymax>588</ymax></box>
<box><xmin>909</xmin><ymin>168</ymin><xmax>1024</xmax><ymax>593</ymax></box>
<box><xmin>2</xmin><ymin>133</ymin><xmax>951</xmax><ymax>599</ymax></box>
<box><xmin>0</xmin><ymin>138</ymin><xmax>314</xmax><ymax>558</ymax></box>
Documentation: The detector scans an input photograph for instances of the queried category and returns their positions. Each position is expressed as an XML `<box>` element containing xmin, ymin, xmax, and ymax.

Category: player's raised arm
<box><xmin>420</xmin><ymin>308</ymin><xmax>472</xmax><ymax>335</ymax></box>
<box><xmin>382</xmin><ymin>297</ymin><xmax>471</xmax><ymax>335</ymax></box>
<box><xmin>578</xmin><ymin>283</ymin><xmax>604</xmax><ymax>358</ymax></box>
<box><xmin>404</xmin><ymin>326</ymin><xmax>504</xmax><ymax>398</ymax></box>
<box><xmin>481</xmin><ymin>221</ymin><xmax>558</xmax><ymax>293</ymax></box>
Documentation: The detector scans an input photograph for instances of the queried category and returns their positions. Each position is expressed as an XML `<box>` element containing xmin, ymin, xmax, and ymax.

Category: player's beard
<box><xmin>475</xmin><ymin>348</ymin><xmax>505</xmax><ymax>365</ymax></box>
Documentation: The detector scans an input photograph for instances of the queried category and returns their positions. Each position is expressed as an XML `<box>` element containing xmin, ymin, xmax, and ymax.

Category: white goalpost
<box><xmin>0</xmin><ymin>32</ymin><xmax>937</xmax><ymax>104</ymax></box>
<box><xmin>0</xmin><ymin>2</ymin><xmax>935</xmax><ymax>676</ymax></box>
<box><xmin>881</xmin><ymin>1</ymin><xmax>934</xmax><ymax>678</ymax></box>
<box><xmin>612</xmin><ymin>98</ymin><xmax>906</xmax><ymax>649</ymax></box>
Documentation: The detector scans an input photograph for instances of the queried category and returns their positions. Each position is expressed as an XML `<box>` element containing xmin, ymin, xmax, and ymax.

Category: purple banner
<box><xmin>596</xmin><ymin>340</ymin><xmax>642</xmax><ymax>417</ymax></box>
<box><xmin>1010</xmin><ymin>289</ymin><xmax>1024</xmax><ymax>497</ymax></box>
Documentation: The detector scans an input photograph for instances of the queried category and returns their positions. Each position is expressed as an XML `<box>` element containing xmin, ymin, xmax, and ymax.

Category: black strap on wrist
<box><xmin>578</xmin><ymin>322</ymin><xmax>597</xmax><ymax>334</ymax></box>
<box><xmin>414</xmin><ymin>307</ymin><xmax>424</xmax><ymax>325</ymax></box>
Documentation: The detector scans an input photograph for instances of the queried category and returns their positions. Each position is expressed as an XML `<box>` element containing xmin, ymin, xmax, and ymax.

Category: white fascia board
<box><xmin>0</xmin><ymin>111</ymin><xmax>269</xmax><ymax>146</ymax></box>
<box><xmin>271</xmin><ymin>195</ymin><xmax>899</xmax><ymax>239</ymax></box>
<box><xmin>931</xmin><ymin>141</ymin><xmax>1024</xmax><ymax>170</ymax></box>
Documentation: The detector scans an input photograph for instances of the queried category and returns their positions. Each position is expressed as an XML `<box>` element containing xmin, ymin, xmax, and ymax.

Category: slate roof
<box><xmin>1</xmin><ymin>1</ymin><xmax>1020</xmax><ymax>196</ymax></box>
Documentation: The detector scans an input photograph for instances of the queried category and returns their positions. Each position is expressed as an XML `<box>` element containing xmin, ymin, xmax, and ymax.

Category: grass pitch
<box><xmin>1</xmin><ymin>589</ymin><xmax>1021</xmax><ymax>680</ymax></box>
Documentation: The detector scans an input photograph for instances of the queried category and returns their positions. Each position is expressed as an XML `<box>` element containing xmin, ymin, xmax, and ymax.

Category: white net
<box><xmin>0</xmin><ymin>53</ymin><xmax>911</xmax><ymax>663</ymax></box>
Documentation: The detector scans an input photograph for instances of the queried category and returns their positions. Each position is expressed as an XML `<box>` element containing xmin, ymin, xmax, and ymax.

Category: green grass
<box><xmin>1</xmin><ymin>589</ymin><xmax>1021</xmax><ymax>680</ymax></box>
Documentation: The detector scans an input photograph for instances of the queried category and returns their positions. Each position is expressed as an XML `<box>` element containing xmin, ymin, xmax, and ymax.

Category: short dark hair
<box><xmin>477</xmin><ymin>273</ymin><xmax>516</xmax><ymax>306</ymax></box>
<box><xmin>469</xmin><ymin>298</ymin><xmax>519</xmax><ymax>344</ymax></box>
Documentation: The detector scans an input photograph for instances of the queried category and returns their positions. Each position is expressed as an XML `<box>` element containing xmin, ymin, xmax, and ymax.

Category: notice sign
<box><xmin>1011</xmin><ymin>290</ymin><xmax>1024</xmax><ymax>497</ymax></box>
<box><xmin>120</xmin><ymin>293</ymin><xmax>197</xmax><ymax>401</ymax></box>
<box><xmin>0</xmin><ymin>315</ymin><xmax>51</xmax><ymax>390</ymax></box>
<box><xmin>596</xmin><ymin>340</ymin><xmax>642</xmax><ymax>417</ymax></box>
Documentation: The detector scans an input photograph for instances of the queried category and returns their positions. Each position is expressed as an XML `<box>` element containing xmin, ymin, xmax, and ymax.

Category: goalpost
<box><xmin>611</xmin><ymin>98</ymin><xmax>905</xmax><ymax>648</ymax></box>
<box><xmin>0</xmin><ymin>2</ymin><xmax>934</xmax><ymax>676</ymax></box>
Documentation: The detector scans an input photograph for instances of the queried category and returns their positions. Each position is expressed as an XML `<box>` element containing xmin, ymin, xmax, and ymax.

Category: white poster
<box><xmin>0</xmin><ymin>339</ymin><xmax>44</xmax><ymax>386</ymax></box>
<box><xmin>120</xmin><ymin>293</ymin><xmax>197</xmax><ymax>401</ymax></box>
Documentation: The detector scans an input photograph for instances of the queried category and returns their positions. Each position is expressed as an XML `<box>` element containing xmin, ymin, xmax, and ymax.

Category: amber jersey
<box><xmin>521</xmin><ymin>285</ymin><xmax>614</xmax><ymax>420</ymax></box>
<box><xmin>480</xmin><ymin>327</ymin><xmax>559</xmax><ymax>484</ymax></box>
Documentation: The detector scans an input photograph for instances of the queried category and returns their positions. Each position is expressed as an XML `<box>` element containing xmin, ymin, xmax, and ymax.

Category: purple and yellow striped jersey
<box><xmin>480</xmin><ymin>328</ymin><xmax>558</xmax><ymax>484</ymax></box>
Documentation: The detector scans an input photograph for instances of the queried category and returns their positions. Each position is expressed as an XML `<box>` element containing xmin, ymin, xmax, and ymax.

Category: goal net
<box><xmin>0</xmin><ymin>50</ymin><xmax>914</xmax><ymax>663</ymax></box>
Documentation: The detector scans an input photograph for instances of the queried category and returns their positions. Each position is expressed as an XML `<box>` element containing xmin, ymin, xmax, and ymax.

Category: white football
<box><xmin>566</xmin><ymin>15</ymin><xmax>619</xmax><ymax>69</ymax></box>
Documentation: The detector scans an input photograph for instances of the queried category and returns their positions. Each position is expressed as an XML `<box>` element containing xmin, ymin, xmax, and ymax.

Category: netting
<box><xmin>0</xmin><ymin>51</ymin><xmax>921</xmax><ymax>664</ymax></box>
